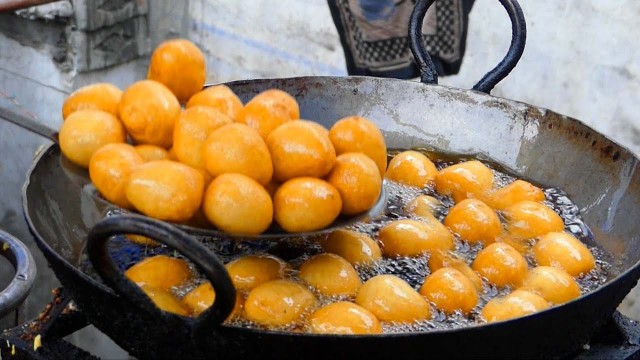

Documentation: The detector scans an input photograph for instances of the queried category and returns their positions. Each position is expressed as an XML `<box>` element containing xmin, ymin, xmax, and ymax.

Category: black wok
<box><xmin>18</xmin><ymin>0</ymin><xmax>640</xmax><ymax>358</ymax></box>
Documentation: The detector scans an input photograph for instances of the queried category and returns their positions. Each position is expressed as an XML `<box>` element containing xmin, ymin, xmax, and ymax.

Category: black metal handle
<box><xmin>0</xmin><ymin>230</ymin><xmax>37</xmax><ymax>318</ymax></box>
<box><xmin>86</xmin><ymin>214</ymin><xmax>236</xmax><ymax>333</ymax></box>
<box><xmin>409</xmin><ymin>0</ymin><xmax>527</xmax><ymax>93</ymax></box>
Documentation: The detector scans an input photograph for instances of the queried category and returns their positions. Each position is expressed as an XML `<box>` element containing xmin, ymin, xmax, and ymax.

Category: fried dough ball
<box><xmin>89</xmin><ymin>143</ymin><xmax>144</xmax><ymax>209</ymax></box>
<box><xmin>125</xmin><ymin>255</ymin><xmax>192</xmax><ymax>291</ymax></box>
<box><xmin>485</xmin><ymin>180</ymin><xmax>545</xmax><ymax>210</ymax></box>
<box><xmin>134</xmin><ymin>145</ymin><xmax>169</xmax><ymax>162</ymax></box>
<box><xmin>202</xmin><ymin>123</ymin><xmax>273</xmax><ymax>185</ymax></box>
<box><xmin>385</xmin><ymin>151</ymin><xmax>438</xmax><ymax>188</ymax></box>
<box><xmin>182</xmin><ymin>282</ymin><xmax>244</xmax><ymax>318</ymax></box>
<box><xmin>472</xmin><ymin>243</ymin><xmax>528</xmax><ymax>288</ymax></box>
<box><xmin>125</xmin><ymin>234</ymin><xmax>158</xmax><ymax>247</ymax></box>
<box><xmin>320</xmin><ymin>229</ymin><xmax>382</xmax><ymax>266</ymax></box>
<box><xmin>503</xmin><ymin>201</ymin><xmax>564</xmax><ymax>239</ymax></box>
<box><xmin>435</xmin><ymin>160</ymin><xmax>494</xmax><ymax>203</ymax></box>
<box><xmin>444</xmin><ymin>198</ymin><xmax>501</xmax><ymax>245</ymax></box>
<box><xmin>147</xmin><ymin>38</ymin><xmax>206</xmax><ymax>103</ymax></box>
<box><xmin>328</xmin><ymin>116</ymin><xmax>387</xmax><ymax>176</ymax></box>
<box><xmin>244</xmin><ymin>280</ymin><xmax>317</xmax><ymax>327</ymax></box>
<box><xmin>299</xmin><ymin>254</ymin><xmax>362</xmax><ymax>297</ymax></box>
<box><xmin>427</xmin><ymin>250</ymin><xmax>483</xmax><ymax>291</ymax></box>
<box><xmin>225</xmin><ymin>254</ymin><xmax>288</xmax><ymax>292</ymax></box>
<box><xmin>186</xmin><ymin>85</ymin><xmax>244</xmax><ymax>120</ymax></box>
<box><xmin>126</xmin><ymin>160</ymin><xmax>204</xmax><ymax>222</ymax></box>
<box><xmin>494</xmin><ymin>232</ymin><xmax>531</xmax><ymax>254</ymax></box>
<box><xmin>173</xmin><ymin>106</ymin><xmax>233</xmax><ymax>170</ymax></box>
<box><xmin>520</xmin><ymin>266</ymin><xmax>581</xmax><ymax>304</ymax></box>
<box><xmin>236</xmin><ymin>89</ymin><xmax>299</xmax><ymax>139</ymax></box>
<box><xmin>326</xmin><ymin>152</ymin><xmax>382</xmax><ymax>215</ymax></box>
<box><xmin>355</xmin><ymin>275</ymin><xmax>431</xmax><ymax>323</ymax></box>
<box><xmin>140</xmin><ymin>285</ymin><xmax>190</xmax><ymax>316</ymax></box>
<box><xmin>203</xmin><ymin>173</ymin><xmax>273</xmax><ymax>235</ymax></box>
<box><xmin>266</xmin><ymin>120</ymin><xmax>336</xmax><ymax>182</ymax></box>
<box><xmin>481</xmin><ymin>289</ymin><xmax>549</xmax><ymax>323</ymax></box>
<box><xmin>59</xmin><ymin>109</ymin><xmax>126</xmax><ymax>168</ymax></box>
<box><xmin>378</xmin><ymin>219</ymin><xmax>454</xmax><ymax>257</ymax></box>
<box><xmin>273</xmin><ymin>177</ymin><xmax>342</xmax><ymax>232</ymax></box>
<box><xmin>532</xmin><ymin>232</ymin><xmax>595</xmax><ymax>276</ymax></box>
<box><xmin>419</xmin><ymin>268</ymin><xmax>479</xmax><ymax>315</ymax></box>
<box><xmin>118</xmin><ymin>80</ymin><xmax>181</xmax><ymax>148</ymax></box>
<box><xmin>404</xmin><ymin>195</ymin><xmax>443</xmax><ymax>219</ymax></box>
<box><xmin>62</xmin><ymin>83</ymin><xmax>122</xmax><ymax>120</ymax></box>
<box><xmin>309</xmin><ymin>301</ymin><xmax>382</xmax><ymax>335</ymax></box>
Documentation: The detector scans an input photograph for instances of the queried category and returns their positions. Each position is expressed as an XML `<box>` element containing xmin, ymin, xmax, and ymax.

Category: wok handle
<box><xmin>409</xmin><ymin>0</ymin><xmax>527</xmax><ymax>93</ymax></box>
<box><xmin>0</xmin><ymin>230</ymin><xmax>37</xmax><ymax>318</ymax></box>
<box><xmin>86</xmin><ymin>214</ymin><xmax>236</xmax><ymax>330</ymax></box>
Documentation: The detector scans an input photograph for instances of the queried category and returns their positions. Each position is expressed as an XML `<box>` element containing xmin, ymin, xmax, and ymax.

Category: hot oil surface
<box><xmin>85</xmin><ymin>149</ymin><xmax>613</xmax><ymax>334</ymax></box>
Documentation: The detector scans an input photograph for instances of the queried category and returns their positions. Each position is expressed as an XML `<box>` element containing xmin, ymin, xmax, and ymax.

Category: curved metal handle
<box><xmin>0</xmin><ymin>230</ymin><xmax>37</xmax><ymax>318</ymax></box>
<box><xmin>86</xmin><ymin>214</ymin><xmax>236</xmax><ymax>333</ymax></box>
<box><xmin>409</xmin><ymin>0</ymin><xmax>527</xmax><ymax>93</ymax></box>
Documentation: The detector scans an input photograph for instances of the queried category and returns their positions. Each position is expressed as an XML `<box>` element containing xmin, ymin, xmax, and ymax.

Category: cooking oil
<box><xmin>86</xmin><ymin>150</ymin><xmax>614</xmax><ymax>335</ymax></box>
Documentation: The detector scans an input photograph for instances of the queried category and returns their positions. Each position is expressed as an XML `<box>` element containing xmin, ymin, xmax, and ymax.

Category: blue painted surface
<box><xmin>191</xmin><ymin>20</ymin><xmax>346</xmax><ymax>76</ymax></box>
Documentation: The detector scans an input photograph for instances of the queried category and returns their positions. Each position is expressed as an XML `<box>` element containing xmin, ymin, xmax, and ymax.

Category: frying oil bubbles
<box><xmin>95</xmin><ymin>152</ymin><xmax>613</xmax><ymax>334</ymax></box>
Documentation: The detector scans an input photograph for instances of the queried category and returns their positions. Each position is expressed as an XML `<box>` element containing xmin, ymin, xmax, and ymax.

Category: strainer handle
<box><xmin>86</xmin><ymin>214</ymin><xmax>236</xmax><ymax>333</ymax></box>
<box><xmin>409</xmin><ymin>0</ymin><xmax>527</xmax><ymax>93</ymax></box>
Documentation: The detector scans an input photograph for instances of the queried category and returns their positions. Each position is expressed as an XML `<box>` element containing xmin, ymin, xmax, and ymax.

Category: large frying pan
<box><xmin>17</xmin><ymin>0</ymin><xmax>640</xmax><ymax>359</ymax></box>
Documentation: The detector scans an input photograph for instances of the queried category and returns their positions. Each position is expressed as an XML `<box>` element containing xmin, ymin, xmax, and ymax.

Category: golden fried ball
<box><xmin>140</xmin><ymin>285</ymin><xmax>190</xmax><ymax>316</ymax></box>
<box><xmin>419</xmin><ymin>268</ymin><xmax>479</xmax><ymax>315</ymax></box>
<box><xmin>236</xmin><ymin>89</ymin><xmax>299</xmax><ymax>139</ymax></box>
<box><xmin>173</xmin><ymin>106</ymin><xmax>233</xmax><ymax>170</ymax></box>
<box><xmin>186</xmin><ymin>85</ymin><xmax>244</xmax><ymax>120</ymax></box>
<box><xmin>125</xmin><ymin>255</ymin><xmax>192</xmax><ymax>291</ymax></box>
<box><xmin>385</xmin><ymin>151</ymin><xmax>438</xmax><ymax>188</ymax></box>
<box><xmin>266</xmin><ymin>120</ymin><xmax>336</xmax><ymax>182</ymax></box>
<box><xmin>472</xmin><ymin>242</ymin><xmax>528</xmax><ymax>288</ymax></box>
<box><xmin>309</xmin><ymin>301</ymin><xmax>382</xmax><ymax>335</ymax></box>
<box><xmin>203</xmin><ymin>173</ymin><xmax>273</xmax><ymax>235</ymax></box>
<box><xmin>147</xmin><ymin>38</ymin><xmax>206</xmax><ymax>103</ymax></box>
<box><xmin>273</xmin><ymin>177</ymin><xmax>342</xmax><ymax>233</ymax></box>
<box><xmin>328</xmin><ymin>115</ymin><xmax>387</xmax><ymax>176</ymax></box>
<box><xmin>62</xmin><ymin>83</ymin><xmax>122</xmax><ymax>120</ymax></box>
<box><xmin>134</xmin><ymin>145</ymin><xmax>170</xmax><ymax>162</ymax></box>
<box><xmin>355</xmin><ymin>275</ymin><xmax>431</xmax><ymax>323</ymax></box>
<box><xmin>520</xmin><ymin>266</ymin><xmax>581</xmax><ymax>304</ymax></box>
<box><xmin>404</xmin><ymin>195</ymin><xmax>443</xmax><ymax>219</ymax></box>
<box><xmin>118</xmin><ymin>80</ymin><xmax>181</xmax><ymax>148</ymax></box>
<box><xmin>435</xmin><ymin>160</ymin><xmax>494</xmax><ymax>203</ymax></box>
<box><xmin>244</xmin><ymin>280</ymin><xmax>317</xmax><ymax>327</ymax></box>
<box><xmin>326</xmin><ymin>152</ymin><xmax>382</xmax><ymax>215</ymax></box>
<box><xmin>444</xmin><ymin>198</ymin><xmax>501</xmax><ymax>245</ymax></box>
<box><xmin>481</xmin><ymin>289</ymin><xmax>549</xmax><ymax>323</ymax></box>
<box><xmin>494</xmin><ymin>232</ymin><xmax>531</xmax><ymax>254</ymax></box>
<box><xmin>320</xmin><ymin>229</ymin><xmax>382</xmax><ymax>266</ymax></box>
<box><xmin>378</xmin><ymin>219</ymin><xmax>454</xmax><ymax>258</ymax></box>
<box><xmin>59</xmin><ymin>109</ymin><xmax>126</xmax><ymax>168</ymax></box>
<box><xmin>485</xmin><ymin>180</ymin><xmax>545</xmax><ymax>210</ymax></box>
<box><xmin>427</xmin><ymin>250</ymin><xmax>483</xmax><ymax>291</ymax></box>
<box><xmin>532</xmin><ymin>232</ymin><xmax>595</xmax><ymax>276</ymax></box>
<box><xmin>89</xmin><ymin>143</ymin><xmax>144</xmax><ymax>209</ymax></box>
<box><xmin>299</xmin><ymin>254</ymin><xmax>362</xmax><ymax>297</ymax></box>
<box><xmin>126</xmin><ymin>160</ymin><xmax>204</xmax><ymax>222</ymax></box>
<box><xmin>202</xmin><ymin>123</ymin><xmax>273</xmax><ymax>185</ymax></box>
<box><xmin>182</xmin><ymin>282</ymin><xmax>244</xmax><ymax>318</ymax></box>
<box><xmin>504</xmin><ymin>201</ymin><xmax>565</xmax><ymax>239</ymax></box>
<box><xmin>125</xmin><ymin>234</ymin><xmax>159</xmax><ymax>247</ymax></box>
<box><xmin>225</xmin><ymin>254</ymin><xmax>288</xmax><ymax>292</ymax></box>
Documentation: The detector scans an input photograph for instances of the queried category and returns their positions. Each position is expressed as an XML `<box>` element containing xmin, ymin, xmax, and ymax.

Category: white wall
<box><xmin>191</xmin><ymin>0</ymin><xmax>640</xmax><ymax>156</ymax></box>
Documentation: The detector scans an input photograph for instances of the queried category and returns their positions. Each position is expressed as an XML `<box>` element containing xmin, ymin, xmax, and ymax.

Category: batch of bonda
<box><xmin>59</xmin><ymin>39</ymin><xmax>385</xmax><ymax>235</ymax></box>
<box><xmin>124</xmin><ymin>154</ymin><xmax>598</xmax><ymax>333</ymax></box>
<box><xmin>59</xmin><ymin>38</ymin><xmax>599</xmax><ymax>334</ymax></box>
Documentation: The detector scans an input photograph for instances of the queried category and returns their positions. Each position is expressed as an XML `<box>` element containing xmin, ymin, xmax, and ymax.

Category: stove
<box><xmin>1</xmin><ymin>287</ymin><xmax>639</xmax><ymax>360</ymax></box>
